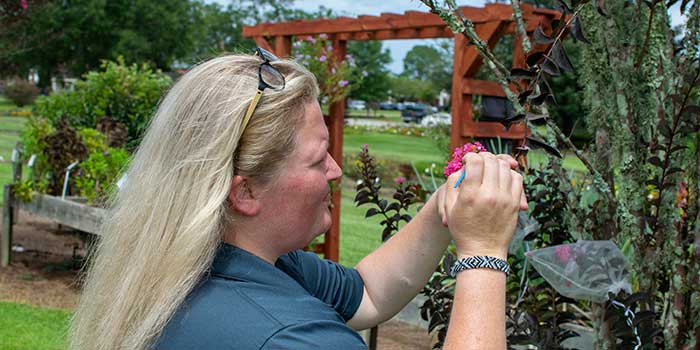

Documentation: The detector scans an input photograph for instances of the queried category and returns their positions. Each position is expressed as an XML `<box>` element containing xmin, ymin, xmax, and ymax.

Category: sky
<box><xmin>228</xmin><ymin>0</ymin><xmax>689</xmax><ymax>74</ymax></box>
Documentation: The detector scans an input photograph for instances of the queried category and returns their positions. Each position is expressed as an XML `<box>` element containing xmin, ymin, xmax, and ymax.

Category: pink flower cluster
<box><xmin>443</xmin><ymin>142</ymin><xmax>486</xmax><ymax>177</ymax></box>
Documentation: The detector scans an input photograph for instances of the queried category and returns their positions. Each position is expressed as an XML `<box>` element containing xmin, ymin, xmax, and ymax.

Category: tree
<box><xmin>3</xmin><ymin>0</ymin><xmax>198</xmax><ymax>89</ymax></box>
<box><xmin>388</xmin><ymin>74</ymin><xmax>438</xmax><ymax>103</ymax></box>
<box><xmin>347</xmin><ymin>41</ymin><xmax>392</xmax><ymax>115</ymax></box>
<box><xmin>402</xmin><ymin>43</ymin><xmax>452</xmax><ymax>93</ymax></box>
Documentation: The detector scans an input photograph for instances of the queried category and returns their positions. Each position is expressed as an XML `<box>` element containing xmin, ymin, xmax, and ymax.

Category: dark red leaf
<box><xmin>667</xmin><ymin>167</ymin><xmax>684</xmax><ymax>175</ymax></box>
<box><xmin>365</xmin><ymin>208</ymin><xmax>379</xmax><ymax>218</ymax></box>
<box><xmin>541</xmin><ymin>56</ymin><xmax>561</xmax><ymax>76</ymax></box>
<box><xmin>534</xmin><ymin>26</ymin><xmax>554</xmax><ymax>44</ymax></box>
<box><xmin>530</xmin><ymin>92</ymin><xmax>549</xmax><ymax>105</ymax></box>
<box><xmin>550</xmin><ymin>41</ymin><xmax>574</xmax><ymax>72</ymax></box>
<box><xmin>526</xmin><ymin>136</ymin><xmax>563</xmax><ymax>158</ymax></box>
<box><xmin>571</xmin><ymin>16</ymin><xmax>591</xmax><ymax>44</ymax></box>
<box><xmin>555</xmin><ymin>0</ymin><xmax>572</xmax><ymax>13</ymax></box>
<box><xmin>596</xmin><ymin>0</ymin><xmax>607</xmax><ymax>16</ymax></box>
<box><xmin>526</xmin><ymin>51</ymin><xmax>545</xmax><ymax>67</ymax></box>
<box><xmin>518</xmin><ymin>90</ymin><xmax>533</xmax><ymax>104</ymax></box>
<box><xmin>670</xmin><ymin>145</ymin><xmax>689</xmax><ymax>153</ymax></box>
<box><xmin>510</xmin><ymin>68</ymin><xmax>537</xmax><ymax>80</ymax></box>
<box><xmin>647</xmin><ymin>156</ymin><xmax>663</xmax><ymax>167</ymax></box>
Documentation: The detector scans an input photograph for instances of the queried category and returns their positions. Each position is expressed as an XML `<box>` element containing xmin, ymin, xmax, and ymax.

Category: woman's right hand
<box><xmin>441</xmin><ymin>152</ymin><xmax>525</xmax><ymax>259</ymax></box>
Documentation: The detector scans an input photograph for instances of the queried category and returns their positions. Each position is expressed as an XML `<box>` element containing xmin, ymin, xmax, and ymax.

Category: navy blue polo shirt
<box><xmin>154</xmin><ymin>243</ymin><xmax>367</xmax><ymax>349</ymax></box>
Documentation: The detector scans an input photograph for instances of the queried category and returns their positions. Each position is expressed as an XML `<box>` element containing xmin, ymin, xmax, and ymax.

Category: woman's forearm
<box><xmin>443</xmin><ymin>268</ymin><xmax>507</xmax><ymax>350</ymax></box>
<box><xmin>354</xmin><ymin>194</ymin><xmax>452</xmax><ymax>326</ymax></box>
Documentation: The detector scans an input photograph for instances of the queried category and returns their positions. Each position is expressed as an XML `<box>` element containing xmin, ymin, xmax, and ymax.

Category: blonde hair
<box><xmin>68</xmin><ymin>54</ymin><xmax>319</xmax><ymax>350</ymax></box>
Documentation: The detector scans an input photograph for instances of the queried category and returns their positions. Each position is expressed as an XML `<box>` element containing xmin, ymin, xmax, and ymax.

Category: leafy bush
<box><xmin>4</xmin><ymin>79</ymin><xmax>39</xmax><ymax>107</ymax></box>
<box><xmin>34</xmin><ymin>57</ymin><xmax>171</xmax><ymax>150</ymax></box>
<box><xmin>74</xmin><ymin>148</ymin><xmax>130</xmax><ymax>206</ymax></box>
<box><xmin>78</xmin><ymin>128</ymin><xmax>108</xmax><ymax>154</ymax></box>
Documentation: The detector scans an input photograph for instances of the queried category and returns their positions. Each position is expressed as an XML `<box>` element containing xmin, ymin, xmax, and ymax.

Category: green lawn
<box><xmin>0</xmin><ymin>302</ymin><xmax>71</xmax><ymax>350</ymax></box>
<box><xmin>0</xmin><ymin>116</ymin><xmax>27</xmax><ymax>206</ymax></box>
<box><xmin>0</xmin><ymin>96</ymin><xmax>33</xmax><ymax>116</ymax></box>
<box><xmin>344</xmin><ymin>131</ymin><xmax>445</xmax><ymax>166</ymax></box>
<box><xmin>0</xmin><ymin>116</ymin><xmax>28</xmax><ymax>132</ymax></box>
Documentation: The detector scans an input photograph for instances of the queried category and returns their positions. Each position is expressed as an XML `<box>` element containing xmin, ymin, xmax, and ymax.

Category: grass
<box><xmin>0</xmin><ymin>115</ymin><xmax>27</xmax><ymax>206</ymax></box>
<box><xmin>0</xmin><ymin>117</ymin><xmax>28</xmax><ymax>133</ymax></box>
<box><xmin>343</xmin><ymin>131</ymin><xmax>444</xmax><ymax>166</ymax></box>
<box><xmin>0</xmin><ymin>96</ymin><xmax>33</xmax><ymax>116</ymax></box>
<box><xmin>0</xmin><ymin>302</ymin><xmax>71</xmax><ymax>350</ymax></box>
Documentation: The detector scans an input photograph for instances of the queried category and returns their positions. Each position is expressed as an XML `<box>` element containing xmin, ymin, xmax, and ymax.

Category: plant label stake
<box><xmin>62</xmin><ymin>161</ymin><xmax>79</xmax><ymax>200</ymax></box>
<box><xmin>27</xmin><ymin>154</ymin><xmax>37</xmax><ymax>186</ymax></box>
<box><xmin>27</xmin><ymin>154</ymin><xmax>36</xmax><ymax>167</ymax></box>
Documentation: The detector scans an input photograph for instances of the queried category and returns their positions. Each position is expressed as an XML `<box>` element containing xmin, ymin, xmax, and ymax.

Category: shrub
<box><xmin>34</xmin><ymin>57</ymin><xmax>171</xmax><ymax>150</ymax></box>
<box><xmin>4</xmin><ymin>79</ymin><xmax>39</xmax><ymax>107</ymax></box>
<box><xmin>74</xmin><ymin>148</ymin><xmax>130</xmax><ymax>206</ymax></box>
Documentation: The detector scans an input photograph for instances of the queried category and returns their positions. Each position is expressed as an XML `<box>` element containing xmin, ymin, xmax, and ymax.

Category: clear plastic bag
<box><xmin>508</xmin><ymin>211</ymin><xmax>539</xmax><ymax>255</ymax></box>
<box><xmin>526</xmin><ymin>240</ymin><xmax>631</xmax><ymax>303</ymax></box>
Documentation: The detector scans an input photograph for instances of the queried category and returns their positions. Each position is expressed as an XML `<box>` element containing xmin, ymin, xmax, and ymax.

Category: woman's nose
<box><xmin>328</xmin><ymin>155</ymin><xmax>342</xmax><ymax>180</ymax></box>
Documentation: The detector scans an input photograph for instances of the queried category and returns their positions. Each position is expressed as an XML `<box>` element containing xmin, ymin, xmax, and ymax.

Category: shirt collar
<box><xmin>211</xmin><ymin>243</ymin><xmax>302</xmax><ymax>289</ymax></box>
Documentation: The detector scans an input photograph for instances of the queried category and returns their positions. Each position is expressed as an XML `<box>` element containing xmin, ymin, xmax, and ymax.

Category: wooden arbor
<box><xmin>242</xmin><ymin>4</ymin><xmax>559</xmax><ymax>262</ymax></box>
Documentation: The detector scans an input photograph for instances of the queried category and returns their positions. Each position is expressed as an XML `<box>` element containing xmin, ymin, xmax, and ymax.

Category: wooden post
<box><xmin>324</xmin><ymin>39</ymin><xmax>347</xmax><ymax>264</ymax></box>
<box><xmin>274</xmin><ymin>36</ymin><xmax>292</xmax><ymax>58</ymax></box>
<box><xmin>2</xmin><ymin>184</ymin><xmax>14</xmax><ymax>267</ymax></box>
<box><xmin>12</xmin><ymin>142</ymin><xmax>22</xmax><ymax>221</ymax></box>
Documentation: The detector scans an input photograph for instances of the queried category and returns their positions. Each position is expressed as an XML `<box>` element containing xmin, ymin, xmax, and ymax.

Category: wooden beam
<box><xmin>462</xmin><ymin>121</ymin><xmax>529</xmax><ymax>139</ymax></box>
<box><xmin>323</xmin><ymin>39</ymin><xmax>347</xmax><ymax>263</ymax></box>
<box><xmin>461</xmin><ymin>79</ymin><xmax>520</xmax><ymax>97</ymax></box>
<box><xmin>15</xmin><ymin>194</ymin><xmax>106</xmax><ymax>235</ymax></box>
<box><xmin>274</xmin><ymin>36</ymin><xmax>292</xmax><ymax>58</ymax></box>
<box><xmin>450</xmin><ymin>34</ymin><xmax>468</xmax><ymax>151</ymax></box>
<box><xmin>456</xmin><ymin>20</ymin><xmax>507</xmax><ymax>78</ymax></box>
<box><xmin>243</xmin><ymin>4</ymin><xmax>522</xmax><ymax>38</ymax></box>
<box><xmin>253</xmin><ymin>36</ymin><xmax>274</xmax><ymax>53</ymax></box>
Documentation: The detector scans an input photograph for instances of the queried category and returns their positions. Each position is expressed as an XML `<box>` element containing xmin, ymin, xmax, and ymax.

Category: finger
<box><xmin>510</xmin><ymin>171</ymin><xmax>524</xmax><ymax>209</ymax></box>
<box><xmin>461</xmin><ymin>152</ymin><xmax>484</xmax><ymax>190</ymax></box>
<box><xmin>480</xmin><ymin>152</ymin><xmax>500</xmax><ymax>190</ymax></box>
<box><xmin>445</xmin><ymin>170</ymin><xmax>462</xmax><ymax>208</ymax></box>
<box><xmin>437</xmin><ymin>186</ymin><xmax>448</xmax><ymax>226</ymax></box>
<box><xmin>496</xmin><ymin>154</ymin><xmax>518</xmax><ymax>169</ymax></box>
<box><xmin>498</xmin><ymin>159</ymin><xmax>512</xmax><ymax>194</ymax></box>
<box><xmin>520</xmin><ymin>190</ymin><xmax>528</xmax><ymax>211</ymax></box>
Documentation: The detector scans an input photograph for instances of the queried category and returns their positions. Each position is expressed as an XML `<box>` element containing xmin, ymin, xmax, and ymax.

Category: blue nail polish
<box><xmin>453</xmin><ymin>170</ymin><xmax>466</xmax><ymax>188</ymax></box>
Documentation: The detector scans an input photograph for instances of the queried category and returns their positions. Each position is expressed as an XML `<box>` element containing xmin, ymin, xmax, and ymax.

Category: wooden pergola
<box><xmin>243</xmin><ymin>3</ymin><xmax>559</xmax><ymax>262</ymax></box>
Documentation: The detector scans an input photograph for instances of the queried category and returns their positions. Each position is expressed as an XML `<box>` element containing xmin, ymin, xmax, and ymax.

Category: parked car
<box><xmin>421</xmin><ymin>112</ymin><xmax>451</xmax><ymax>126</ymax></box>
<box><xmin>379</xmin><ymin>102</ymin><xmax>397</xmax><ymax>110</ymax></box>
<box><xmin>347</xmin><ymin>100</ymin><xmax>366</xmax><ymax>110</ymax></box>
<box><xmin>401</xmin><ymin>103</ymin><xmax>433</xmax><ymax>123</ymax></box>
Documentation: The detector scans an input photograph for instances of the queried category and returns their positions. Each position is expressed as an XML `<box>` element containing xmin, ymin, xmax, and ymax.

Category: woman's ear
<box><xmin>228</xmin><ymin>175</ymin><xmax>261</xmax><ymax>216</ymax></box>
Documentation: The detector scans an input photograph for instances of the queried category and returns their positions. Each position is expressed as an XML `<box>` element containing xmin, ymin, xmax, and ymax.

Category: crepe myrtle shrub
<box><xmin>353</xmin><ymin>144</ymin><xmax>426</xmax><ymax>241</ymax></box>
<box><xmin>292</xmin><ymin>34</ymin><xmax>364</xmax><ymax>104</ymax></box>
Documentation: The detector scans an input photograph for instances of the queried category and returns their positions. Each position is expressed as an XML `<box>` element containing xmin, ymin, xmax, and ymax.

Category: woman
<box><xmin>68</xmin><ymin>50</ymin><xmax>526</xmax><ymax>350</ymax></box>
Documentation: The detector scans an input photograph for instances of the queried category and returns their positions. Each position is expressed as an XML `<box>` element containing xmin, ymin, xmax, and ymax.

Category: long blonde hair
<box><xmin>68</xmin><ymin>54</ymin><xmax>319</xmax><ymax>350</ymax></box>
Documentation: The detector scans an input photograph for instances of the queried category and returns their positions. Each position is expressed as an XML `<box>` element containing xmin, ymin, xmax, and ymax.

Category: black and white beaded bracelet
<box><xmin>449</xmin><ymin>255</ymin><xmax>510</xmax><ymax>277</ymax></box>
